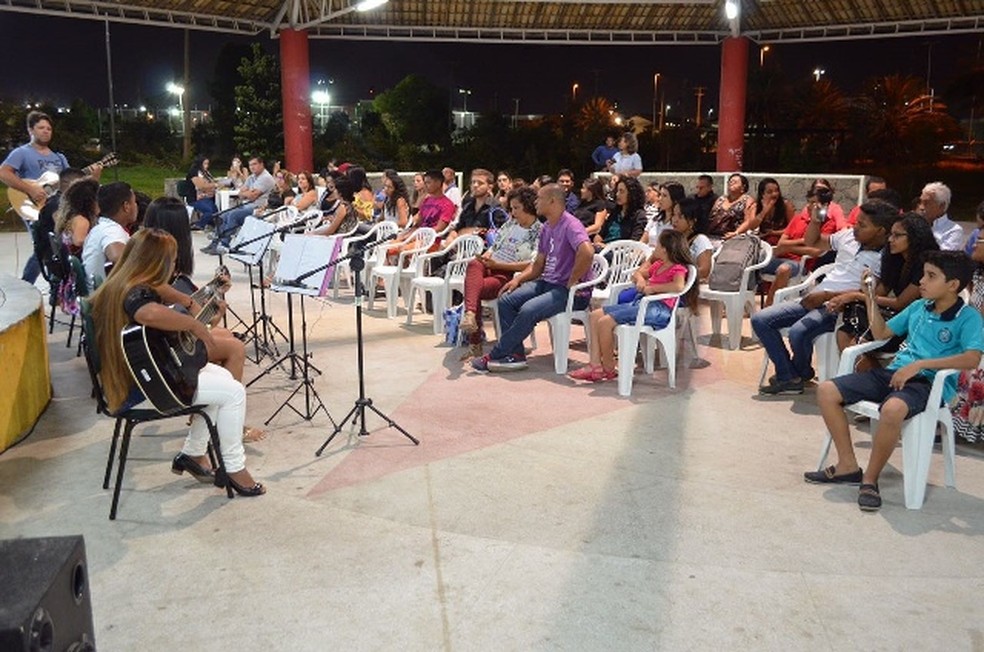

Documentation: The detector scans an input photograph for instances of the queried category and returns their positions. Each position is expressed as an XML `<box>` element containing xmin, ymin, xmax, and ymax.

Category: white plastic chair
<box><xmin>816</xmin><ymin>339</ymin><xmax>963</xmax><ymax>510</ymax></box>
<box><xmin>756</xmin><ymin>263</ymin><xmax>837</xmax><ymax>387</ymax></box>
<box><xmin>593</xmin><ymin>240</ymin><xmax>651</xmax><ymax>306</ymax></box>
<box><xmin>367</xmin><ymin>228</ymin><xmax>437</xmax><ymax>318</ymax></box>
<box><xmin>334</xmin><ymin>221</ymin><xmax>399</xmax><ymax>299</ymax></box>
<box><xmin>406</xmin><ymin>235</ymin><xmax>484</xmax><ymax>334</ymax></box>
<box><xmin>434</xmin><ymin>216</ymin><xmax>459</xmax><ymax>240</ymax></box>
<box><xmin>758</xmin><ymin>254</ymin><xmax>812</xmax><ymax>308</ymax></box>
<box><xmin>699</xmin><ymin>241</ymin><xmax>773</xmax><ymax>350</ymax></box>
<box><xmin>545</xmin><ymin>254</ymin><xmax>610</xmax><ymax>374</ymax></box>
<box><xmin>616</xmin><ymin>265</ymin><xmax>698</xmax><ymax>396</ymax></box>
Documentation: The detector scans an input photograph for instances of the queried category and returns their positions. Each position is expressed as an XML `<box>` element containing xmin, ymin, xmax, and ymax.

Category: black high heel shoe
<box><xmin>213</xmin><ymin>469</ymin><xmax>266</xmax><ymax>497</ymax></box>
<box><xmin>171</xmin><ymin>453</ymin><xmax>215</xmax><ymax>483</ymax></box>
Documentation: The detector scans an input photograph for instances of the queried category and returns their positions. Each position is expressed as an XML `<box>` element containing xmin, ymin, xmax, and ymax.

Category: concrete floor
<box><xmin>2</xmin><ymin>229</ymin><xmax>984</xmax><ymax>651</ymax></box>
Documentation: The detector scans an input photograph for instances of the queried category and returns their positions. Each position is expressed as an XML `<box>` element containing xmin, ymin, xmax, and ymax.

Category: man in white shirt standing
<box><xmin>82</xmin><ymin>182</ymin><xmax>138</xmax><ymax>286</ymax></box>
<box><xmin>442</xmin><ymin>166</ymin><xmax>462</xmax><ymax>220</ymax></box>
<box><xmin>919</xmin><ymin>181</ymin><xmax>964</xmax><ymax>251</ymax></box>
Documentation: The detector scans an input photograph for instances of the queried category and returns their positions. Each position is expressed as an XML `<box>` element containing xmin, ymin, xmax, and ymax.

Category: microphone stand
<box><xmin>315</xmin><ymin>233</ymin><xmax>418</xmax><ymax>454</ymax></box>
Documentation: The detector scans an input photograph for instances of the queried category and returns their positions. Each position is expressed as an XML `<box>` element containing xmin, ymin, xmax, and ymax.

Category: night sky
<box><xmin>0</xmin><ymin>12</ymin><xmax>980</xmax><ymax>119</ymax></box>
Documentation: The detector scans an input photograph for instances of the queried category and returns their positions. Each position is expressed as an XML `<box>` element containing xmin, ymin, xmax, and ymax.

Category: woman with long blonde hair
<box><xmin>91</xmin><ymin>228</ymin><xmax>265</xmax><ymax>496</ymax></box>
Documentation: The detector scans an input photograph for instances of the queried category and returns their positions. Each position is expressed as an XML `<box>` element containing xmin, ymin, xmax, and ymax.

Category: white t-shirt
<box><xmin>645</xmin><ymin>215</ymin><xmax>672</xmax><ymax>243</ymax></box>
<box><xmin>612</xmin><ymin>152</ymin><xmax>642</xmax><ymax>174</ymax></box>
<box><xmin>932</xmin><ymin>214</ymin><xmax>965</xmax><ymax>251</ymax></box>
<box><xmin>689</xmin><ymin>233</ymin><xmax>713</xmax><ymax>261</ymax></box>
<box><xmin>82</xmin><ymin>216</ymin><xmax>129</xmax><ymax>286</ymax></box>
<box><xmin>816</xmin><ymin>229</ymin><xmax>881</xmax><ymax>293</ymax></box>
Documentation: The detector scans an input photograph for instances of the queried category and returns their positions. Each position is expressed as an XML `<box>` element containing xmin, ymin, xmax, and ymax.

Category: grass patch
<box><xmin>0</xmin><ymin>163</ymin><xmax>181</xmax><ymax>232</ymax></box>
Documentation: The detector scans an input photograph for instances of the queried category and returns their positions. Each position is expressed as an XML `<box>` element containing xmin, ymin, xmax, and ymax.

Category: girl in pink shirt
<box><xmin>571</xmin><ymin>230</ymin><xmax>696</xmax><ymax>382</ymax></box>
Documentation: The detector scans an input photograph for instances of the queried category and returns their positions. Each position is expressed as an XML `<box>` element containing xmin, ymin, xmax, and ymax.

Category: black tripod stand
<box><xmin>226</xmin><ymin>214</ymin><xmax>296</xmax><ymax>365</ymax></box>
<box><xmin>316</xmin><ymin>239</ymin><xmax>418</xmax><ymax>455</ymax></box>
<box><xmin>257</xmin><ymin>290</ymin><xmax>332</xmax><ymax>425</ymax></box>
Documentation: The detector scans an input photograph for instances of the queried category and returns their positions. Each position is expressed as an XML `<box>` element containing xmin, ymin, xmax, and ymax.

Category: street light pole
<box><xmin>759</xmin><ymin>44</ymin><xmax>770</xmax><ymax>67</ymax></box>
<box><xmin>652</xmin><ymin>73</ymin><xmax>660</xmax><ymax>132</ymax></box>
<box><xmin>572</xmin><ymin>82</ymin><xmax>579</xmax><ymax>103</ymax></box>
<box><xmin>166</xmin><ymin>81</ymin><xmax>185</xmax><ymax>154</ymax></box>
<box><xmin>181</xmin><ymin>28</ymin><xmax>191</xmax><ymax>162</ymax></box>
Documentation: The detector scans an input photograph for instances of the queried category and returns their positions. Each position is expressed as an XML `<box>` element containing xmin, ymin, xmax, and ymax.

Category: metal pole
<box><xmin>183</xmin><ymin>29</ymin><xmax>192</xmax><ymax>161</ymax></box>
<box><xmin>104</xmin><ymin>18</ymin><xmax>119</xmax><ymax>180</ymax></box>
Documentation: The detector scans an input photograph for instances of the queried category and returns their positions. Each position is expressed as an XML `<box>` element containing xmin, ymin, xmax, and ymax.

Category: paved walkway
<box><xmin>1</xmin><ymin>231</ymin><xmax>983</xmax><ymax>651</ymax></box>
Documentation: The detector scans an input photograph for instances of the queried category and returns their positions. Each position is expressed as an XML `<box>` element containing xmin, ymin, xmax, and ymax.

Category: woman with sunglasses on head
<box><xmin>292</xmin><ymin>171</ymin><xmax>319</xmax><ymax>213</ymax></box>
<box><xmin>458</xmin><ymin>185</ymin><xmax>542</xmax><ymax>360</ymax></box>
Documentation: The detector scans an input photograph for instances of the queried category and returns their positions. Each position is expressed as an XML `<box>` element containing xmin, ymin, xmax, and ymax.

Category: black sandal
<box><xmin>858</xmin><ymin>483</ymin><xmax>881</xmax><ymax>512</ymax></box>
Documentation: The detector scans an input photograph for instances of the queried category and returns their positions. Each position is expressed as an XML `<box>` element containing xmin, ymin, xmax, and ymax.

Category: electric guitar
<box><xmin>7</xmin><ymin>152</ymin><xmax>119</xmax><ymax>221</ymax></box>
<box><xmin>120</xmin><ymin>267</ymin><xmax>228</xmax><ymax>415</ymax></box>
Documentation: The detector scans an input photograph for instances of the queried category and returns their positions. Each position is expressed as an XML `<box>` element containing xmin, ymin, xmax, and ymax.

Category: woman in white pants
<box><xmin>90</xmin><ymin>228</ymin><xmax>264</xmax><ymax>496</ymax></box>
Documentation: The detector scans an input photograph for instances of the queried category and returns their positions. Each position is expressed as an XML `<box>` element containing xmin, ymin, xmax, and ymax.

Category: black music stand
<box><xmin>255</xmin><ymin>234</ymin><xmax>335</xmax><ymax>425</ymax></box>
<box><xmin>316</xmin><ymin>235</ymin><xmax>417</xmax><ymax>454</ymax></box>
<box><xmin>225</xmin><ymin>214</ymin><xmax>290</xmax><ymax>364</ymax></box>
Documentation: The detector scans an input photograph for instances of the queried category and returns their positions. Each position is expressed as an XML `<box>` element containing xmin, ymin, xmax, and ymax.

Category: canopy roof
<box><xmin>1</xmin><ymin>0</ymin><xmax>981</xmax><ymax>44</ymax></box>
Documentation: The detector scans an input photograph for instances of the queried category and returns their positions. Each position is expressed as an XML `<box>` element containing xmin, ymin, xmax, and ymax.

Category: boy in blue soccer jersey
<box><xmin>804</xmin><ymin>251</ymin><xmax>984</xmax><ymax>511</ymax></box>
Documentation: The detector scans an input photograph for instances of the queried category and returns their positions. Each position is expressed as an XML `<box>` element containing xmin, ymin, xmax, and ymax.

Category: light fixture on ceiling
<box><xmin>724</xmin><ymin>0</ymin><xmax>739</xmax><ymax>20</ymax></box>
<box><xmin>356</xmin><ymin>0</ymin><xmax>389</xmax><ymax>11</ymax></box>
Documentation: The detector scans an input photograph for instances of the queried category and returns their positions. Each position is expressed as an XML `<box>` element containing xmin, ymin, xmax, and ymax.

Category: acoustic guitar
<box><xmin>120</xmin><ymin>267</ymin><xmax>228</xmax><ymax>415</ymax></box>
<box><xmin>7</xmin><ymin>153</ymin><xmax>118</xmax><ymax>221</ymax></box>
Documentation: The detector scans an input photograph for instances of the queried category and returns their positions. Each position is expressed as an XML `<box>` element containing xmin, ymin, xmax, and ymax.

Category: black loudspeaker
<box><xmin>0</xmin><ymin>536</ymin><xmax>96</xmax><ymax>652</ymax></box>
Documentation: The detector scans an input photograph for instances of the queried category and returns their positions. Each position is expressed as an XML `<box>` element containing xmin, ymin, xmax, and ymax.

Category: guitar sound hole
<box><xmin>178</xmin><ymin>333</ymin><xmax>196</xmax><ymax>355</ymax></box>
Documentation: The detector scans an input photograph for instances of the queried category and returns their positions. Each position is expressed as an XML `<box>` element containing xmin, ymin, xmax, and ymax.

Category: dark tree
<box><xmin>373</xmin><ymin>74</ymin><xmax>452</xmax><ymax>149</ymax></box>
<box><xmin>233</xmin><ymin>43</ymin><xmax>283</xmax><ymax>162</ymax></box>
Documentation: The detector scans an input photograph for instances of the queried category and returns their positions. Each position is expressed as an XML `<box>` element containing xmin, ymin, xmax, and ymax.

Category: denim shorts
<box><xmin>761</xmin><ymin>257</ymin><xmax>800</xmax><ymax>276</ymax></box>
<box><xmin>832</xmin><ymin>366</ymin><xmax>933</xmax><ymax>418</ymax></box>
<box><xmin>603</xmin><ymin>298</ymin><xmax>673</xmax><ymax>329</ymax></box>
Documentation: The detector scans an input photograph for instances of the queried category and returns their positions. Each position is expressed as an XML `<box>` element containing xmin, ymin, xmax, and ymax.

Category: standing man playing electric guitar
<box><xmin>0</xmin><ymin>111</ymin><xmax>102</xmax><ymax>284</ymax></box>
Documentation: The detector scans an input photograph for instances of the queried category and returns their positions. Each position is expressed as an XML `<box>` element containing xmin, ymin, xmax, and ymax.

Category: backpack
<box><xmin>708</xmin><ymin>234</ymin><xmax>761</xmax><ymax>292</ymax></box>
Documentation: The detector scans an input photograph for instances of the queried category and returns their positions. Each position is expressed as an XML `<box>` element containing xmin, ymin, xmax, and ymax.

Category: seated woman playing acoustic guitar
<box><xmin>90</xmin><ymin>228</ymin><xmax>265</xmax><ymax>496</ymax></box>
<box><xmin>143</xmin><ymin>197</ymin><xmax>265</xmax><ymax>443</ymax></box>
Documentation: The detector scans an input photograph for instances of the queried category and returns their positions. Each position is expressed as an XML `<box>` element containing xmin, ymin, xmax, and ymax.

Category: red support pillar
<box><xmin>279</xmin><ymin>29</ymin><xmax>313</xmax><ymax>173</ymax></box>
<box><xmin>716</xmin><ymin>36</ymin><xmax>749</xmax><ymax>171</ymax></box>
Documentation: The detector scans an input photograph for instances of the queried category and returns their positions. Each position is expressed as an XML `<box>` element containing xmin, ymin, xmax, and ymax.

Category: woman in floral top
<box><xmin>459</xmin><ymin>186</ymin><xmax>542</xmax><ymax>359</ymax></box>
<box><xmin>951</xmin><ymin>238</ymin><xmax>984</xmax><ymax>443</ymax></box>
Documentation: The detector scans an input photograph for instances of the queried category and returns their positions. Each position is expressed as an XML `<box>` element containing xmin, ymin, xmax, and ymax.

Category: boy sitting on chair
<box><xmin>805</xmin><ymin>251</ymin><xmax>983</xmax><ymax>511</ymax></box>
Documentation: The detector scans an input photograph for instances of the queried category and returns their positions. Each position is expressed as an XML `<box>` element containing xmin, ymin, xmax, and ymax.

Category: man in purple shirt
<box><xmin>472</xmin><ymin>184</ymin><xmax>594</xmax><ymax>372</ymax></box>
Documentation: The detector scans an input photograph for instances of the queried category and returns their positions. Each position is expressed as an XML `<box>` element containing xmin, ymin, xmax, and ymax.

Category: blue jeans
<box><xmin>750</xmin><ymin>300</ymin><xmax>837</xmax><ymax>382</ymax></box>
<box><xmin>491</xmin><ymin>280</ymin><xmax>586</xmax><ymax>359</ymax></box>
<box><xmin>20</xmin><ymin>217</ymin><xmax>41</xmax><ymax>283</ymax></box>
<box><xmin>191</xmin><ymin>197</ymin><xmax>218</xmax><ymax>228</ymax></box>
<box><xmin>217</xmin><ymin>203</ymin><xmax>256</xmax><ymax>246</ymax></box>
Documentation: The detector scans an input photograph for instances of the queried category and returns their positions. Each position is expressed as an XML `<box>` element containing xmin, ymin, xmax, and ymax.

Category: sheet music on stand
<box><xmin>270</xmin><ymin>234</ymin><xmax>336</xmax><ymax>297</ymax></box>
<box><xmin>227</xmin><ymin>215</ymin><xmax>276</xmax><ymax>266</ymax></box>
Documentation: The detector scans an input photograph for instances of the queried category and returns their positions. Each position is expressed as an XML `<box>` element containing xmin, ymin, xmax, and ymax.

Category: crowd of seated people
<box><xmin>33</xmin><ymin>139</ymin><xmax>984</xmax><ymax>510</ymax></box>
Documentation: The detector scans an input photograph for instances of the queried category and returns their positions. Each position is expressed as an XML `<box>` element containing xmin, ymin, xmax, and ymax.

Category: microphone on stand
<box><xmin>272</xmin><ymin>277</ymin><xmax>308</xmax><ymax>289</ymax></box>
<box><xmin>257</xmin><ymin>204</ymin><xmax>291</xmax><ymax>222</ymax></box>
